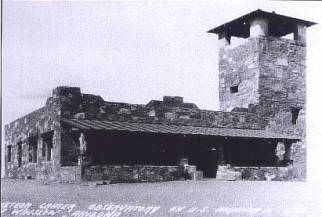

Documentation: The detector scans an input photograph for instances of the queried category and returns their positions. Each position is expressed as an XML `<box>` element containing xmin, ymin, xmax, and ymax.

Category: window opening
<box><xmin>291</xmin><ymin>108</ymin><xmax>300</xmax><ymax>125</ymax></box>
<box><xmin>17</xmin><ymin>142</ymin><xmax>22</xmax><ymax>167</ymax></box>
<box><xmin>28</xmin><ymin>136</ymin><xmax>38</xmax><ymax>163</ymax></box>
<box><xmin>230</xmin><ymin>85</ymin><xmax>239</xmax><ymax>93</ymax></box>
<box><xmin>42</xmin><ymin>132</ymin><xmax>53</xmax><ymax>161</ymax></box>
<box><xmin>7</xmin><ymin>145</ymin><xmax>12</xmax><ymax>162</ymax></box>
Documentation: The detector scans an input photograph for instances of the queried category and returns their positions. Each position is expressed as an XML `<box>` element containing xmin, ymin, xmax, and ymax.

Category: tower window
<box><xmin>7</xmin><ymin>145</ymin><xmax>12</xmax><ymax>162</ymax></box>
<box><xmin>230</xmin><ymin>85</ymin><xmax>239</xmax><ymax>93</ymax></box>
<box><xmin>291</xmin><ymin>108</ymin><xmax>300</xmax><ymax>125</ymax></box>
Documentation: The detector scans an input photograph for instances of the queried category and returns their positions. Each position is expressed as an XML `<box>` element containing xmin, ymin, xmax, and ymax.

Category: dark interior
<box><xmin>226</xmin><ymin>138</ymin><xmax>278</xmax><ymax>166</ymax></box>
<box><xmin>82</xmin><ymin>131</ymin><xmax>278</xmax><ymax>178</ymax></box>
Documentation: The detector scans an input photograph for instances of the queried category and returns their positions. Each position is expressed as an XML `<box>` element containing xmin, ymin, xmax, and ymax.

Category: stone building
<box><xmin>4</xmin><ymin>9</ymin><xmax>315</xmax><ymax>183</ymax></box>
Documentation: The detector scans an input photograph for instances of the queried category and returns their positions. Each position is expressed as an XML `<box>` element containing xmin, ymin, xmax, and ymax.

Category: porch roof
<box><xmin>61</xmin><ymin>118</ymin><xmax>300</xmax><ymax>140</ymax></box>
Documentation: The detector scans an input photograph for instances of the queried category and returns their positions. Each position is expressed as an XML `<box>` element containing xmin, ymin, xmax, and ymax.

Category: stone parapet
<box><xmin>82</xmin><ymin>165</ymin><xmax>198</xmax><ymax>183</ymax></box>
<box><xmin>216</xmin><ymin>165</ymin><xmax>295</xmax><ymax>181</ymax></box>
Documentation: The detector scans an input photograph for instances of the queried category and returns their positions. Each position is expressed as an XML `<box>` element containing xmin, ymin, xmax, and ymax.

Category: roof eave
<box><xmin>207</xmin><ymin>9</ymin><xmax>317</xmax><ymax>35</ymax></box>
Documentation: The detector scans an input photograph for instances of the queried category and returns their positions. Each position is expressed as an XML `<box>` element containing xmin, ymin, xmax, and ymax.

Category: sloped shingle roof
<box><xmin>62</xmin><ymin>118</ymin><xmax>300</xmax><ymax>140</ymax></box>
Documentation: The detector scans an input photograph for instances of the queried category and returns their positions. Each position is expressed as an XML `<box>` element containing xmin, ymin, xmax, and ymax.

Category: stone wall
<box><xmin>219</xmin><ymin>36</ymin><xmax>306</xmax><ymax>117</ymax></box>
<box><xmin>235</xmin><ymin>166</ymin><xmax>294</xmax><ymax>181</ymax></box>
<box><xmin>4</xmin><ymin>94</ymin><xmax>62</xmax><ymax>180</ymax></box>
<box><xmin>60</xmin><ymin>166</ymin><xmax>82</xmax><ymax>183</ymax></box>
<box><xmin>265</xmin><ymin>110</ymin><xmax>306</xmax><ymax>179</ymax></box>
<box><xmin>57</xmin><ymin>87</ymin><xmax>268</xmax><ymax>130</ymax></box>
<box><xmin>216</xmin><ymin>165</ymin><xmax>294</xmax><ymax>181</ymax></box>
<box><xmin>257</xmin><ymin>36</ymin><xmax>306</xmax><ymax>117</ymax></box>
<box><xmin>82</xmin><ymin>165</ymin><xmax>197</xmax><ymax>183</ymax></box>
<box><xmin>219</xmin><ymin>38</ymin><xmax>260</xmax><ymax>111</ymax></box>
<box><xmin>218</xmin><ymin>35</ymin><xmax>307</xmax><ymax>180</ymax></box>
<box><xmin>258</xmin><ymin>37</ymin><xmax>306</xmax><ymax>179</ymax></box>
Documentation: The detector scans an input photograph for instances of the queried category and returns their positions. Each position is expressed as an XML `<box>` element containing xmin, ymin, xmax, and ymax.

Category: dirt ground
<box><xmin>1</xmin><ymin>178</ymin><xmax>322</xmax><ymax>217</ymax></box>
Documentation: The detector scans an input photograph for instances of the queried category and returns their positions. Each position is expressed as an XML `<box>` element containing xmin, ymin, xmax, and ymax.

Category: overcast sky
<box><xmin>3</xmin><ymin>0</ymin><xmax>322</xmax><ymax>181</ymax></box>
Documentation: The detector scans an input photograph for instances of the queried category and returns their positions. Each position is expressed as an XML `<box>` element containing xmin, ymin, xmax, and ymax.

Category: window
<box><xmin>230</xmin><ymin>85</ymin><xmax>239</xmax><ymax>93</ymax></box>
<box><xmin>291</xmin><ymin>108</ymin><xmax>300</xmax><ymax>125</ymax></box>
<box><xmin>42</xmin><ymin>132</ymin><xmax>53</xmax><ymax>161</ymax></box>
<box><xmin>28</xmin><ymin>136</ymin><xmax>38</xmax><ymax>163</ymax></box>
<box><xmin>17</xmin><ymin>142</ymin><xmax>22</xmax><ymax>167</ymax></box>
<box><xmin>42</xmin><ymin>142</ymin><xmax>46</xmax><ymax>158</ymax></box>
<box><xmin>7</xmin><ymin>145</ymin><xmax>12</xmax><ymax>162</ymax></box>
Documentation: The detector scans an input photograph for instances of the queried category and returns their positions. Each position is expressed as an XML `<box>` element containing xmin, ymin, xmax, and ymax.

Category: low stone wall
<box><xmin>60</xmin><ymin>166</ymin><xmax>82</xmax><ymax>183</ymax></box>
<box><xmin>235</xmin><ymin>166</ymin><xmax>293</xmax><ymax>181</ymax></box>
<box><xmin>216</xmin><ymin>165</ymin><xmax>293</xmax><ymax>181</ymax></box>
<box><xmin>82</xmin><ymin>165</ymin><xmax>197</xmax><ymax>183</ymax></box>
<box><xmin>6</xmin><ymin>161</ymin><xmax>56</xmax><ymax>181</ymax></box>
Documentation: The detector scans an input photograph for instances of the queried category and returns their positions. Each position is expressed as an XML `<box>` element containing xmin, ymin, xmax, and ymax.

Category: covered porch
<box><xmin>60</xmin><ymin>119</ymin><xmax>299</xmax><ymax>182</ymax></box>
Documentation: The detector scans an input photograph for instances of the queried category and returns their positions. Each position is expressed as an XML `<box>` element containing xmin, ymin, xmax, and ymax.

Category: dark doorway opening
<box><xmin>183</xmin><ymin>137</ymin><xmax>220</xmax><ymax>178</ymax></box>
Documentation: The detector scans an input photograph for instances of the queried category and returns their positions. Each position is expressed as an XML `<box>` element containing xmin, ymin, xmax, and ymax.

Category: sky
<box><xmin>2</xmin><ymin>0</ymin><xmax>322</xmax><ymax>182</ymax></box>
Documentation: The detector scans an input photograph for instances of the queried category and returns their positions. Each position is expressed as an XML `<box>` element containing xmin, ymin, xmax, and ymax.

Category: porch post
<box><xmin>78</xmin><ymin>132</ymin><xmax>87</xmax><ymax>166</ymax></box>
<box><xmin>284</xmin><ymin>141</ymin><xmax>292</xmax><ymax>164</ymax></box>
<box><xmin>217</xmin><ymin>144</ymin><xmax>227</xmax><ymax>166</ymax></box>
<box><xmin>276</xmin><ymin>141</ymin><xmax>284</xmax><ymax>160</ymax></box>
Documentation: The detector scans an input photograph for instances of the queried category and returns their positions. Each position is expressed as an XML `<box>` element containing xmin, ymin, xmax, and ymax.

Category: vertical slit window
<box><xmin>291</xmin><ymin>108</ymin><xmax>300</xmax><ymax>125</ymax></box>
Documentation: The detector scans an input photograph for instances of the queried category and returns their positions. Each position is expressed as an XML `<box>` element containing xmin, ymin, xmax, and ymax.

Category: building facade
<box><xmin>4</xmin><ymin>10</ymin><xmax>315</xmax><ymax>183</ymax></box>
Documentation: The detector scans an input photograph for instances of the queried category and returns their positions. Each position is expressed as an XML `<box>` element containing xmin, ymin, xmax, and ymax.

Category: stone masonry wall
<box><xmin>266</xmin><ymin>109</ymin><xmax>306</xmax><ymax>179</ymax></box>
<box><xmin>82</xmin><ymin>165</ymin><xmax>197</xmax><ymax>183</ymax></box>
<box><xmin>257</xmin><ymin>36</ymin><xmax>306</xmax><ymax>117</ymax></box>
<box><xmin>4</xmin><ymin>87</ymin><xmax>84</xmax><ymax>180</ymax></box>
<box><xmin>219</xmin><ymin>38</ymin><xmax>260</xmax><ymax>111</ymax></box>
<box><xmin>258</xmin><ymin>37</ymin><xmax>306</xmax><ymax>179</ymax></box>
<box><xmin>4</xmin><ymin>95</ymin><xmax>62</xmax><ymax>180</ymax></box>
<box><xmin>59</xmin><ymin>87</ymin><xmax>268</xmax><ymax>130</ymax></box>
<box><xmin>217</xmin><ymin>166</ymin><xmax>294</xmax><ymax>181</ymax></box>
<box><xmin>218</xmin><ymin>36</ymin><xmax>307</xmax><ymax>180</ymax></box>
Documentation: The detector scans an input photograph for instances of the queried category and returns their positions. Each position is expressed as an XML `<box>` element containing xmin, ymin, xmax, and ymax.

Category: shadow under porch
<box><xmin>60</xmin><ymin>127</ymin><xmax>292</xmax><ymax>181</ymax></box>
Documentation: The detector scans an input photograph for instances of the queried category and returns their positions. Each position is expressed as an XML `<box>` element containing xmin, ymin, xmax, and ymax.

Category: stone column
<box><xmin>217</xmin><ymin>145</ymin><xmax>227</xmax><ymax>166</ymax></box>
<box><xmin>283</xmin><ymin>141</ymin><xmax>292</xmax><ymax>163</ymax></box>
<box><xmin>275</xmin><ymin>141</ymin><xmax>286</xmax><ymax>165</ymax></box>
<box><xmin>294</xmin><ymin>23</ymin><xmax>306</xmax><ymax>44</ymax></box>
<box><xmin>78</xmin><ymin>132</ymin><xmax>87</xmax><ymax>166</ymax></box>
<box><xmin>218</xmin><ymin>31</ymin><xmax>231</xmax><ymax>47</ymax></box>
<box><xmin>178</xmin><ymin>157</ymin><xmax>190</xmax><ymax>179</ymax></box>
<box><xmin>51</xmin><ymin>129</ymin><xmax>61</xmax><ymax>180</ymax></box>
<box><xmin>250</xmin><ymin>17</ymin><xmax>269</xmax><ymax>37</ymax></box>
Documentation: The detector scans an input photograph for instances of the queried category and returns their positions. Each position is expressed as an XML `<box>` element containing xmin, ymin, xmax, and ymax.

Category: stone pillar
<box><xmin>283</xmin><ymin>141</ymin><xmax>292</xmax><ymax>163</ymax></box>
<box><xmin>217</xmin><ymin>145</ymin><xmax>227</xmax><ymax>165</ymax></box>
<box><xmin>53</xmin><ymin>129</ymin><xmax>60</xmax><ymax>166</ymax></box>
<box><xmin>178</xmin><ymin>157</ymin><xmax>190</xmax><ymax>179</ymax></box>
<box><xmin>78</xmin><ymin>132</ymin><xmax>87</xmax><ymax>166</ymax></box>
<box><xmin>294</xmin><ymin>23</ymin><xmax>306</xmax><ymax>44</ymax></box>
<box><xmin>275</xmin><ymin>141</ymin><xmax>286</xmax><ymax>165</ymax></box>
<box><xmin>250</xmin><ymin>17</ymin><xmax>269</xmax><ymax>37</ymax></box>
<box><xmin>218</xmin><ymin>31</ymin><xmax>231</xmax><ymax>47</ymax></box>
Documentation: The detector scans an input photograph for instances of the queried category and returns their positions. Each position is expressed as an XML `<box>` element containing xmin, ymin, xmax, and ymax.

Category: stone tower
<box><xmin>208</xmin><ymin>9</ymin><xmax>315</xmax><ymax>117</ymax></box>
<box><xmin>208</xmin><ymin>9</ymin><xmax>316</xmax><ymax>179</ymax></box>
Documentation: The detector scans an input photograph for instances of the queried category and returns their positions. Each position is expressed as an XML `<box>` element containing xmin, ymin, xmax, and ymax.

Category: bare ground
<box><xmin>1</xmin><ymin>178</ymin><xmax>322</xmax><ymax>217</ymax></box>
